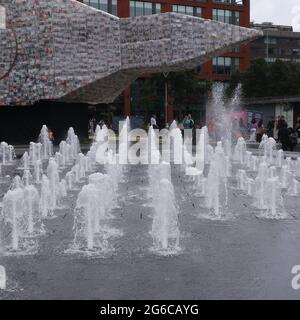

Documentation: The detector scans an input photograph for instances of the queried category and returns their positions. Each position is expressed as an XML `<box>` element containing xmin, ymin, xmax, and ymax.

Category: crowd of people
<box><xmin>88</xmin><ymin>113</ymin><xmax>300</xmax><ymax>152</ymax></box>
<box><xmin>259</xmin><ymin>115</ymin><xmax>300</xmax><ymax>151</ymax></box>
<box><xmin>223</xmin><ymin>115</ymin><xmax>300</xmax><ymax>152</ymax></box>
<box><xmin>150</xmin><ymin>113</ymin><xmax>196</xmax><ymax>131</ymax></box>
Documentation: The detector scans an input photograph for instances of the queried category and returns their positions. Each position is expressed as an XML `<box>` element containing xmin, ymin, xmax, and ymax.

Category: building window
<box><xmin>111</xmin><ymin>0</ymin><xmax>117</xmax><ymax>15</ymax></box>
<box><xmin>264</xmin><ymin>36</ymin><xmax>277</xmax><ymax>44</ymax></box>
<box><xmin>213</xmin><ymin>9</ymin><xmax>240</xmax><ymax>25</ymax></box>
<box><xmin>172</xmin><ymin>5</ymin><xmax>202</xmax><ymax>17</ymax></box>
<box><xmin>292</xmin><ymin>48</ymin><xmax>300</xmax><ymax>56</ymax></box>
<box><xmin>83</xmin><ymin>0</ymin><xmax>117</xmax><ymax>16</ymax></box>
<box><xmin>130</xmin><ymin>1</ymin><xmax>161</xmax><ymax>17</ymax></box>
<box><xmin>264</xmin><ymin>57</ymin><xmax>300</xmax><ymax>63</ymax></box>
<box><xmin>0</xmin><ymin>5</ymin><xmax>5</xmax><ymax>29</ymax></box>
<box><xmin>213</xmin><ymin>0</ymin><xmax>245</xmax><ymax>5</ymax></box>
<box><xmin>213</xmin><ymin>57</ymin><xmax>240</xmax><ymax>75</ymax></box>
<box><xmin>231</xmin><ymin>46</ymin><xmax>240</xmax><ymax>53</ymax></box>
<box><xmin>265</xmin><ymin>58</ymin><xmax>276</xmax><ymax>63</ymax></box>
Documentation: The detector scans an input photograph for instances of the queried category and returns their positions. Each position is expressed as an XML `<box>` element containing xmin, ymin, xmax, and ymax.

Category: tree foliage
<box><xmin>227</xmin><ymin>59</ymin><xmax>300</xmax><ymax>98</ymax></box>
<box><xmin>131</xmin><ymin>70</ymin><xmax>212</xmax><ymax>119</ymax></box>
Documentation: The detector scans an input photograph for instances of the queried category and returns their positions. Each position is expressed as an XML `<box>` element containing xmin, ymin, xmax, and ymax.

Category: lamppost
<box><xmin>266</xmin><ymin>29</ymin><xmax>269</xmax><ymax>60</ymax></box>
<box><xmin>163</xmin><ymin>72</ymin><xmax>169</xmax><ymax>128</ymax></box>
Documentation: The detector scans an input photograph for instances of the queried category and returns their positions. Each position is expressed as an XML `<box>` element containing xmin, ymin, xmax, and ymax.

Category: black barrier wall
<box><xmin>0</xmin><ymin>101</ymin><xmax>88</xmax><ymax>145</ymax></box>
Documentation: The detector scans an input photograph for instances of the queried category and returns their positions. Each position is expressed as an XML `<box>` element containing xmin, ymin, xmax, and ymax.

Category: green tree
<box><xmin>227</xmin><ymin>59</ymin><xmax>300</xmax><ymax>98</ymax></box>
<box><xmin>268</xmin><ymin>60</ymin><xmax>290</xmax><ymax>95</ymax></box>
<box><xmin>285</xmin><ymin>61</ymin><xmax>300</xmax><ymax>96</ymax></box>
<box><xmin>242</xmin><ymin>59</ymin><xmax>269</xmax><ymax>97</ymax></box>
<box><xmin>226</xmin><ymin>70</ymin><xmax>242</xmax><ymax>97</ymax></box>
<box><xmin>132</xmin><ymin>70</ymin><xmax>212</xmax><ymax>122</ymax></box>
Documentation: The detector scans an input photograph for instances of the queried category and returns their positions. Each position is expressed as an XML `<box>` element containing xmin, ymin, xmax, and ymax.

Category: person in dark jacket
<box><xmin>278</xmin><ymin>122</ymin><xmax>290</xmax><ymax>151</ymax></box>
<box><xmin>296</xmin><ymin>117</ymin><xmax>300</xmax><ymax>144</ymax></box>
<box><xmin>288</xmin><ymin>127</ymin><xmax>298</xmax><ymax>152</ymax></box>
<box><xmin>256</xmin><ymin>119</ymin><xmax>264</xmax><ymax>143</ymax></box>
<box><xmin>267</xmin><ymin>117</ymin><xmax>275</xmax><ymax>138</ymax></box>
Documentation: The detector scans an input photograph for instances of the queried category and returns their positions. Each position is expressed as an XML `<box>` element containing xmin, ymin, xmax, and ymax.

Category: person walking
<box><xmin>273</xmin><ymin>116</ymin><xmax>280</xmax><ymax>141</ymax></box>
<box><xmin>256</xmin><ymin>119</ymin><xmax>264</xmax><ymax>143</ymax></box>
<box><xmin>288</xmin><ymin>127</ymin><xmax>298</xmax><ymax>152</ymax></box>
<box><xmin>267</xmin><ymin>117</ymin><xmax>275</xmax><ymax>138</ymax></box>
<box><xmin>183</xmin><ymin>114</ymin><xmax>194</xmax><ymax>130</ymax></box>
<box><xmin>278</xmin><ymin>122</ymin><xmax>290</xmax><ymax>151</ymax></box>
<box><xmin>178</xmin><ymin>121</ymin><xmax>184</xmax><ymax>136</ymax></box>
<box><xmin>239</xmin><ymin>117</ymin><xmax>246</xmax><ymax>137</ymax></box>
<box><xmin>150</xmin><ymin>114</ymin><xmax>158</xmax><ymax>129</ymax></box>
<box><xmin>98</xmin><ymin>119</ymin><xmax>105</xmax><ymax>129</ymax></box>
<box><xmin>89</xmin><ymin>117</ymin><xmax>96</xmax><ymax>136</ymax></box>
<box><xmin>47</xmin><ymin>127</ymin><xmax>55</xmax><ymax>145</ymax></box>
<box><xmin>250</xmin><ymin>117</ymin><xmax>257</xmax><ymax>130</ymax></box>
<box><xmin>189</xmin><ymin>114</ymin><xmax>195</xmax><ymax>129</ymax></box>
<box><xmin>296</xmin><ymin>117</ymin><xmax>300</xmax><ymax>144</ymax></box>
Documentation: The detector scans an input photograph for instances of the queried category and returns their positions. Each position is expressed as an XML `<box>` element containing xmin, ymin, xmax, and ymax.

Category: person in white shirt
<box><xmin>150</xmin><ymin>115</ymin><xmax>158</xmax><ymax>129</ymax></box>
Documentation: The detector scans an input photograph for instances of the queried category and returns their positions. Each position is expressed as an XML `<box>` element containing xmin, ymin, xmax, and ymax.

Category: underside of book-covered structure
<box><xmin>0</xmin><ymin>0</ymin><xmax>261</xmax><ymax>105</ymax></box>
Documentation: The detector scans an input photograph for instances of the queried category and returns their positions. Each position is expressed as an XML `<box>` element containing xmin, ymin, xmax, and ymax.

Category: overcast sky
<box><xmin>251</xmin><ymin>0</ymin><xmax>300</xmax><ymax>31</ymax></box>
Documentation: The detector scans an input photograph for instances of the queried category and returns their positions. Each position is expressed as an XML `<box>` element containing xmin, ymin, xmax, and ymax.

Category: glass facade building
<box><xmin>213</xmin><ymin>56</ymin><xmax>240</xmax><ymax>75</ymax></box>
<box><xmin>130</xmin><ymin>1</ymin><xmax>161</xmax><ymax>16</ymax></box>
<box><xmin>251</xmin><ymin>23</ymin><xmax>300</xmax><ymax>64</ymax></box>
<box><xmin>172</xmin><ymin>5</ymin><xmax>202</xmax><ymax>17</ymax></box>
<box><xmin>83</xmin><ymin>0</ymin><xmax>118</xmax><ymax>16</ymax></box>
<box><xmin>212</xmin><ymin>8</ymin><xmax>240</xmax><ymax>25</ymax></box>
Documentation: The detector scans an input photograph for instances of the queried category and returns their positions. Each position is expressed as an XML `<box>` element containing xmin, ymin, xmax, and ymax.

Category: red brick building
<box><xmin>79</xmin><ymin>0</ymin><xmax>251</xmax><ymax>120</ymax></box>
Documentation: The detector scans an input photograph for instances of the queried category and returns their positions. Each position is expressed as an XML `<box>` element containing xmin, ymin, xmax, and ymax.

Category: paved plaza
<box><xmin>1</xmin><ymin>157</ymin><xmax>300</xmax><ymax>300</ymax></box>
<box><xmin>0</xmin><ymin>0</ymin><xmax>299</xmax><ymax>304</ymax></box>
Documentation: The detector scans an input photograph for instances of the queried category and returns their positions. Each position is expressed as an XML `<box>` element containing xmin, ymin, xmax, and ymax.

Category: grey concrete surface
<box><xmin>1</xmin><ymin>162</ymin><xmax>300</xmax><ymax>300</ymax></box>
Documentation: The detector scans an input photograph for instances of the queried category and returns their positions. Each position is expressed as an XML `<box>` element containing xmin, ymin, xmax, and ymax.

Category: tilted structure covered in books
<box><xmin>0</xmin><ymin>0</ymin><xmax>261</xmax><ymax>105</ymax></box>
